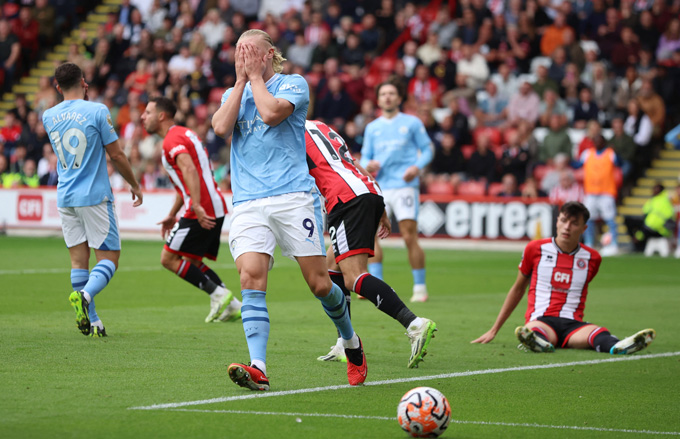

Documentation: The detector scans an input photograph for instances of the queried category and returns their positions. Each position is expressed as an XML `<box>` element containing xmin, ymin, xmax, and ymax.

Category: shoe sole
<box><xmin>227</xmin><ymin>365</ymin><xmax>269</xmax><ymax>391</ymax></box>
<box><xmin>69</xmin><ymin>291</ymin><xmax>90</xmax><ymax>336</ymax></box>
<box><xmin>408</xmin><ymin>321</ymin><xmax>437</xmax><ymax>369</ymax></box>
<box><xmin>515</xmin><ymin>326</ymin><xmax>555</xmax><ymax>353</ymax></box>
<box><xmin>317</xmin><ymin>350</ymin><xmax>348</xmax><ymax>362</ymax></box>
<box><xmin>205</xmin><ymin>292</ymin><xmax>234</xmax><ymax>323</ymax></box>
<box><xmin>612</xmin><ymin>329</ymin><xmax>656</xmax><ymax>355</ymax></box>
<box><xmin>217</xmin><ymin>308</ymin><xmax>242</xmax><ymax>323</ymax></box>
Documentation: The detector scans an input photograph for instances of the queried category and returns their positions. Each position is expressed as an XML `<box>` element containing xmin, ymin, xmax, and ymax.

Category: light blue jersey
<box><xmin>42</xmin><ymin>100</ymin><xmax>118</xmax><ymax>207</ymax></box>
<box><xmin>221</xmin><ymin>73</ymin><xmax>314</xmax><ymax>205</ymax></box>
<box><xmin>360</xmin><ymin>113</ymin><xmax>433</xmax><ymax>189</ymax></box>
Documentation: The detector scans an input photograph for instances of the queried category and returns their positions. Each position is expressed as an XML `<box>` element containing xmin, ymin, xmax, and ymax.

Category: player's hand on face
<box><xmin>130</xmin><ymin>185</ymin><xmax>143</xmax><ymax>207</ymax></box>
<box><xmin>471</xmin><ymin>329</ymin><xmax>497</xmax><ymax>344</ymax></box>
<box><xmin>156</xmin><ymin>215</ymin><xmax>177</xmax><ymax>239</ymax></box>
<box><xmin>235</xmin><ymin>44</ymin><xmax>247</xmax><ymax>81</ymax></box>
<box><xmin>243</xmin><ymin>43</ymin><xmax>266</xmax><ymax>80</ymax></box>
<box><xmin>193</xmin><ymin>205</ymin><xmax>216</xmax><ymax>230</ymax></box>
<box><xmin>377</xmin><ymin>211</ymin><xmax>391</xmax><ymax>239</ymax></box>
<box><xmin>365</xmin><ymin>160</ymin><xmax>381</xmax><ymax>174</ymax></box>
<box><xmin>402</xmin><ymin>165</ymin><xmax>420</xmax><ymax>182</ymax></box>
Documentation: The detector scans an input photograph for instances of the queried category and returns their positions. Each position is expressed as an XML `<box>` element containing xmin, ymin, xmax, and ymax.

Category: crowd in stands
<box><xmin>1</xmin><ymin>0</ymin><xmax>679</xmax><ymax>214</ymax></box>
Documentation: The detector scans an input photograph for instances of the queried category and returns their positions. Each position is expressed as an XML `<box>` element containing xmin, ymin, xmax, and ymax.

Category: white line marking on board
<box><xmin>128</xmin><ymin>351</ymin><xmax>680</xmax><ymax>410</ymax></box>
<box><xmin>161</xmin><ymin>409</ymin><xmax>680</xmax><ymax>436</ymax></box>
<box><xmin>0</xmin><ymin>264</ymin><xmax>236</xmax><ymax>276</ymax></box>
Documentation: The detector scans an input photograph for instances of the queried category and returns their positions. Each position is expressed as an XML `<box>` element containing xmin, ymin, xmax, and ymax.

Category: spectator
<box><xmin>614</xmin><ymin>66</ymin><xmax>642</xmax><ymax>112</ymax></box>
<box><xmin>636</xmin><ymin>79</ymin><xmax>666</xmax><ymax>137</ymax></box>
<box><xmin>625</xmin><ymin>182</ymin><xmax>676</xmax><ymax>253</ymax></box>
<box><xmin>635</xmin><ymin>10</ymin><xmax>660</xmax><ymax>51</ymax></box>
<box><xmin>549</xmin><ymin>169</ymin><xmax>584</xmax><ymax>205</ymax></box>
<box><xmin>595</xmin><ymin>7</ymin><xmax>622</xmax><ymax>61</ymax></box>
<box><xmin>563</xmin><ymin>62</ymin><xmax>585</xmax><ymax>106</ymax></box>
<box><xmin>456</xmin><ymin>44</ymin><xmax>489</xmax><ymax>91</ymax></box>
<box><xmin>521</xmin><ymin>176</ymin><xmax>547</xmax><ymax>199</ymax></box>
<box><xmin>490</xmin><ymin>62</ymin><xmax>519</xmax><ymax>102</ymax></box>
<box><xmin>572</xmin><ymin>86</ymin><xmax>600</xmax><ymax>129</ymax></box>
<box><xmin>609</xmin><ymin>116</ymin><xmax>637</xmax><ymax>179</ymax></box>
<box><xmin>0</xmin><ymin>111</ymin><xmax>22</xmax><ymax>151</ymax></box>
<box><xmin>286</xmin><ymin>31</ymin><xmax>313</xmax><ymax>70</ymax></box>
<box><xmin>199</xmin><ymin>8</ymin><xmax>226</xmax><ymax>49</ymax></box>
<box><xmin>400</xmin><ymin>39</ymin><xmax>419</xmax><ymax>79</ymax></box>
<box><xmin>316</xmin><ymin>76</ymin><xmax>354</xmax><ymax>123</ymax></box>
<box><xmin>310</xmin><ymin>30</ymin><xmax>340</xmax><ymax>66</ymax></box>
<box><xmin>539</xmin><ymin>114</ymin><xmax>572</xmax><ymax>164</ymax></box>
<box><xmin>416</xmin><ymin>31</ymin><xmax>443</xmax><ymax>67</ymax></box>
<box><xmin>507</xmin><ymin>80</ymin><xmax>541</xmax><ymax>127</ymax></box>
<box><xmin>547</xmin><ymin>46</ymin><xmax>568</xmax><ymax>84</ymax></box>
<box><xmin>475</xmin><ymin>80</ymin><xmax>508</xmax><ymax>128</ymax></box>
<box><xmin>408</xmin><ymin>64</ymin><xmax>440</xmax><ymax>106</ymax></box>
<box><xmin>456</xmin><ymin>8</ymin><xmax>478</xmax><ymax>45</ymax></box>
<box><xmin>0</xmin><ymin>154</ymin><xmax>20</xmax><ymax>187</ymax></box>
<box><xmin>353</xmin><ymin>99</ymin><xmax>376</xmax><ymax>134</ymax></box>
<box><xmin>538</xmin><ymin>88</ymin><xmax>568</xmax><ymax>128</ymax></box>
<box><xmin>540</xmin><ymin>12</ymin><xmax>572</xmax><ymax>56</ymax></box>
<box><xmin>118</xmin><ymin>0</ymin><xmax>138</xmax><ymax>27</ymax></box>
<box><xmin>589</xmin><ymin>62</ymin><xmax>614</xmax><ymax>121</ymax></box>
<box><xmin>430</xmin><ymin>7</ymin><xmax>457</xmax><ymax>50</ymax></box>
<box><xmin>498</xmin><ymin>173</ymin><xmax>522</xmax><ymax>197</ymax></box>
<box><xmin>540</xmin><ymin>152</ymin><xmax>571</xmax><ymax>193</ymax></box>
<box><xmin>39</xmin><ymin>152</ymin><xmax>59</xmax><ymax>186</ymax></box>
<box><xmin>0</xmin><ymin>19</ymin><xmax>21</xmax><ymax>92</ymax></box>
<box><xmin>466</xmin><ymin>133</ymin><xmax>496</xmax><ymax>184</ymax></box>
<box><xmin>19</xmin><ymin>159</ymin><xmax>39</xmax><ymax>188</ymax></box>
<box><xmin>33</xmin><ymin>0</ymin><xmax>56</xmax><ymax>48</ymax></box>
<box><xmin>533</xmin><ymin>64</ymin><xmax>559</xmax><ymax>98</ymax></box>
<box><xmin>562</xmin><ymin>28</ymin><xmax>585</xmax><ymax>73</ymax></box>
<box><xmin>611</xmin><ymin>26</ymin><xmax>640</xmax><ymax>75</ymax></box>
<box><xmin>340</xmin><ymin>33</ymin><xmax>365</xmax><ymax>67</ymax></box>
<box><xmin>11</xmin><ymin>7</ymin><xmax>39</xmax><ymax>76</ymax></box>
<box><xmin>499</xmin><ymin>130</ymin><xmax>530</xmax><ymax>185</ymax></box>
<box><xmin>425</xmin><ymin>132</ymin><xmax>466</xmax><ymax>190</ymax></box>
<box><xmin>656</xmin><ymin>18</ymin><xmax>680</xmax><ymax>63</ymax></box>
<box><xmin>577</xmin><ymin>120</ymin><xmax>603</xmax><ymax>157</ymax></box>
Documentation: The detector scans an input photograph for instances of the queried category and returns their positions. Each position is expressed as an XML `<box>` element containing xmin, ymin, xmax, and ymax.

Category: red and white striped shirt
<box><xmin>305</xmin><ymin>120</ymin><xmax>381</xmax><ymax>213</ymax></box>
<box><xmin>162</xmin><ymin>125</ymin><xmax>226</xmax><ymax>219</ymax></box>
<box><xmin>519</xmin><ymin>238</ymin><xmax>601</xmax><ymax>322</ymax></box>
<box><xmin>549</xmin><ymin>182</ymin><xmax>584</xmax><ymax>206</ymax></box>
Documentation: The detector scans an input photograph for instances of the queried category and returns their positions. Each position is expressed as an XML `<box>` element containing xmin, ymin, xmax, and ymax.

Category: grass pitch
<box><xmin>1</xmin><ymin>236</ymin><xmax>679</xmax><ymax>439</ymax></box>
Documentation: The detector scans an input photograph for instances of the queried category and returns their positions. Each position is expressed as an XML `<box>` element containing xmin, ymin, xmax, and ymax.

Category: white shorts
<box><xmin>383</xmin><ymin>187</ymin><xmax>419</xmax><ymax>222</ymax></box>
<box><xmin>584</xmin><ymin>194</ymin><xmax>617</xmax><ymax>221</ymax></box>
<box><xmin>58</xmin><ymin>199</ymin><xmax>121</xmax><ymax>250</ymax></box>
<box><xmin>228</xmin><ymin>191</ymin><xmax>326</xmax><ymax>268</ymax></box>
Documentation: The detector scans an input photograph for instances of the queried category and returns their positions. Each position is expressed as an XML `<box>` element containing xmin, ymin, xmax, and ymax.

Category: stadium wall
<box><xmin>0</xmin><ymin>189</ymin><xmax>555</xmax><ymax>240</ymax></box>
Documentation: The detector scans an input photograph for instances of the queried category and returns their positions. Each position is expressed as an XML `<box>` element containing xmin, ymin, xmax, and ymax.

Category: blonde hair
<box><xmin>238</xmin><ymin>29</ymin><xmax>286</xmax><ymax>73</ymax></box>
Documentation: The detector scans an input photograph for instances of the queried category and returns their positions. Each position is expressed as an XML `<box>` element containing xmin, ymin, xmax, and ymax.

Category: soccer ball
<box><xmin>397</xmin><ymin>387</ymin><xmax>451</xmax><ymax>438</ymax></box>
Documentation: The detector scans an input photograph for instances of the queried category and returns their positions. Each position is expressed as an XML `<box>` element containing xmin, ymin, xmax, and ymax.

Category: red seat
<box><xmin>487</xmin><ymin>182</ymin><xmax>504</xmax><ymax>196</ymax></box>
<box><xmin>373</xmin><ymin>56</ymin><xmax>396</xmax><ymax>73</ymax></box>
<box><xmin>208</xmin><ymin>87</ymin><xmax>224</xmax><ymax>104</ymax></box>
<box><xmin>427</xmin><ymin>181</ymin><xmax>455</xmax><ymax>195</ymax></box>
<box><xmin>473</xmin><ymin>127</ymin><xmax>503</xmax><ymax>147</ymax></box>
<box><xmin>194</xmin><ymin>104</ymin><xmax>208</xmax><ymax>122</ymax></box>
<box><xmin>457</xmin><ymin>181</ymin><xmax>487</xmax><ymax>196</ymax></box>
<box><xmin>461</xmin><ymin>144</ymin><xmax>475</xmax><ymax>160</ymax></box>
<box><xmin>532</xmin><ymin>164</ymin><xmax>552</xmax><ymax>183</ymax></box>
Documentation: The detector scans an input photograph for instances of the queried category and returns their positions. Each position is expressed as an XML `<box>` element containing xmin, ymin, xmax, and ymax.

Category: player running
<box><xmin>42</xmin><ymin>62</ymin><xmax>143</xmax><ymax>337</ymax></box>
<box><xmin>472</xmin><ymin>201</ymin><xmax>656</xmax><ymax>355</ymax></box>
<box><xmin>360</xmin><ymin>79</ymin><xmax>433</xmax><ymax>302</ymax></box>
<box><xmin>141</xmin><ymin>97</ymin><xmax>241</xmax><ymax>323</ymax></box>
<box><xmin>305</xmin><ymin>120</ymin><xmax>437</xmax><ymax>368</ymax></box>
<box><xmin>212</xmin><ymin>29</ymin><xmax>366</xmax><ymax>390</ymax></box>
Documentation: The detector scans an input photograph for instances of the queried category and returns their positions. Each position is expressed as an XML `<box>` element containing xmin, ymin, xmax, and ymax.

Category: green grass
<box><xmin>1</xmin><ymin>236</ymin><xmax>679</xmax><ymax>439</ymax></box>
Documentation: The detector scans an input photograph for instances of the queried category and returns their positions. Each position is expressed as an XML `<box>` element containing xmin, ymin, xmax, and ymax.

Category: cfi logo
<box><xmin>576</xmin><ymin>259</ymin><xmax>587</xmax><ymax>269</ymax></box>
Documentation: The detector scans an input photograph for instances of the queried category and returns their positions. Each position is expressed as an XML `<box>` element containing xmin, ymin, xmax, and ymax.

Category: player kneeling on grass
<box><xmin>43</xmin><ymin>62</ymin><xmax>143</xmax><ymax>337</ymax></box>
<box><xmin>305</xmin><ymin>120</ymin><xmax>437</xmax><ymax>368</ymax></box>
<box><xmin>472</xmin><ymin>201</ymin><xmax>655</xmax><ymax>355</ymax></box>
<box><xmin>141</xmin><ymin>97</ymin><xmax>241</xmax><ymax>323</ymax></box>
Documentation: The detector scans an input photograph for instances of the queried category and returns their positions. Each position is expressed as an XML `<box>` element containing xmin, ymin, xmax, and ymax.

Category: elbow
<box><xmin>260</xmin><ymin>112</ymin><xmax>280</xmax><ymax>127</ymax></box>
<box><xmin>212</xmin><ymin>121</ymin><xmax>229</xmax><ymax>138</ymax></box>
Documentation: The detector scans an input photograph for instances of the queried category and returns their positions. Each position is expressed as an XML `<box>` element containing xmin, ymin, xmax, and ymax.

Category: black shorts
<box><xmin>327</xmin><ymin>193</ymin><xmax>385</xmax><ymax>263</ymax></box>
<box><xmin>164</xmin><ymin>216</ymin><xmax>225</xmax><ymax>261</ymax></box>
<box><xmin>537</xmin><ymin>316</ymin><xmax>592</xmax><ymax>348</ymax></box>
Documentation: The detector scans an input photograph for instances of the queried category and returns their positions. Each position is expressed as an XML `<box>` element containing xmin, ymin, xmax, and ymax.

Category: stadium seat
<box><xmin>533</xmin><ymin>164</ymin><xmax>552</xmax><ymax>183</ymax></box>
<box><xmin>474</xmin><ymin>126</ymin><xmax>503</xmax><ymax>147</ymax></box>
<box><xmin>208</xmin><ymin>87</ymin><xmax>224</xmax><ymax>104</ymax></box>
<box><xmin>457</xmin><ymin>181</ymin><xmax>486</xmax><ymax>196</ymax></box>
<box><xmin>194</xmin><ymin>104</ymin><xmax>208</xmax><ymax>122</ymax></box>
<box><xmin>461</xmin><ymin>144</ymin><xmax>475</xmax><ymax>160</ymax></box>
<box><xmin>614</xmin><ymin>167</ymin><xmax>623</xmax><ymax>188</ymax></box>
<box><xmin>502</xmin><ymin>127</ymin><xmax>518</xmax><ymax>144</ymax></box>
<box><xmin>427</xmin><ymin>181</ymin><xmax>455</xmax><ymax>195</ymax></box>
<box><xmin>487</xmin><ymin>182</ymin><xmax>504</xmax><ymax>196</ymax></box>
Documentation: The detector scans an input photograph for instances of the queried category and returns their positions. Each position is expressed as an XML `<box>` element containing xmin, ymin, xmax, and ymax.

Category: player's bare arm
<box><xmin>243</xmin><ymin>42</ymin><xmax>294</xmax><ymax>126</ymax></box>
<box><xmin>157</xmin><ymin>192</ymin><xmax>183</xmax><ymax>239</ymax></box>
<box><xmin>364</xmin><ymin>160</ymin><xmax>381</xmax><ymax>174</ymax></box>
<box><xmin>212</xmin><ymin>45</ymin><xmax>247</xmax><ymax>138</ymax></box>
<box><xmin>471</xmin><ymin>271</ymin><xmax>530</xmax><ymax>344</ymax></box>
<box><xmin>402</xmin><ymin>165</ymin><xmax>420</xmax><ymax>182</ymax></box>
<box><xmin>104</xmin><ymin>139</ymin><xmax>143</xmax><ymax>206</ymax></box>
<box><xmin>377</xmin><ymin>211</ymin><xmax>391</xmax><ymax>239</ymax></box>
<box><xmin>175</xmin><ymin>153</ymin><xmax>215</xmax><ymax>230</ymax></box>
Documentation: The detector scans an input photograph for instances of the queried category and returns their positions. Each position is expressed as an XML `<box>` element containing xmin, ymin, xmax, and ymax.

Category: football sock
<box><xmin>82</xmin><ymin>260</ymin><xmax>116</xmax><ymax>301</ymax></box>
<box><xmin>588</xmin><ymin>327</ymin><xmax>618</xmax><ymax>353</ymax></box>
<box><xmin>329</xmin><ymin>270</ymin><xmax>351</xmax><ymax>339</ymax></box>
<box><xmin>199</xmin><ymin>262</ymin><xmax>225</xmax><ymax>287</ymax></box>
<box><xmin>176</xmin><ymin>260</ymin><xmax>218</xmax><ymax>294</ymax></box>
<box><xmin>71</xmin><ymin>268</ymin><xmax>98</xmax><ymax>322</ymax></box>
<box><xmin>354</xmin><ymin>273</ymin><xmax>416</xmax><ymax>329</ymax></box>
<box><xmin>241</xmin><ymin>289</ymin><xmax>269</xmax><ymax>365</ymax></box>
<box><xmin>317</xmin><ymin>283</ymin><xmax>355</xmax><ymax>341</ymax></box>
<box><xmin>368</xmin><ymin>262</ymin><xmax>383</xmax><ymax>280</ymax></box>
<box><xmin>251</xmin><ymin>359</ymin><xmax>266</xmax><ymax>376</ymax></box>
<box><xmin>412</xmin><ymin>268</ymin><xmax>426</xmax><ymax>286</ymax></box>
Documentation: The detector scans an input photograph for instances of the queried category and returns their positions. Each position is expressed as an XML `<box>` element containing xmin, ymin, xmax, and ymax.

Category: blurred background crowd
<box><xmin>1</xmin><ymin>0</ymin><xmax>679</xmax><ymax>212</ymax></box>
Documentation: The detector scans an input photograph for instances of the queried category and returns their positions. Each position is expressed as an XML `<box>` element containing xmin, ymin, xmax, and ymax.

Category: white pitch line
<box><xmin>0</xmin><ymin>264</ymin><xmax>236</xmax><ymax>276</ymax></box>
<box><xmin>162</xmin><ymin>409</ymin><xmax>680</xmax><ymax>436</ymax></box>
<box><xmin>128</xmin><ymin>351</ymin><xmax>680</xmax><ymax>411</ymax></box>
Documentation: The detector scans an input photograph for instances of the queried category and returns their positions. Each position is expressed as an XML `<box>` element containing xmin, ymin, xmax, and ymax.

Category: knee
<box><xmin>160</xmin><ymin>253</ymin><xmax>176</xmax><ymax>271</ymax></box>
<box><xmin>308</xmin><ymin>275</ymin><xmax>333</xmax><ymax>297</ymax></box>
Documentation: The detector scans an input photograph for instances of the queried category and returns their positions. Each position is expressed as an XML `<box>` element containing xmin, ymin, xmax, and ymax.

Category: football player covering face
<box><xmin>554</xmin><ymin>211</ymin><xmax>588</xmax><ymax>254</ymax></box>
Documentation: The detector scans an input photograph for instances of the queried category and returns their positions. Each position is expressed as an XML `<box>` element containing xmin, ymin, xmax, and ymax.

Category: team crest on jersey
<box><xmin>576</xmin><ymin>259</ymin><xmax>587</xmax><ymax>269</ymax></box>
<box><xmin>399</xmin><ymin>126</ymin><xmax>408</xmax><ymax>134</ymax></box>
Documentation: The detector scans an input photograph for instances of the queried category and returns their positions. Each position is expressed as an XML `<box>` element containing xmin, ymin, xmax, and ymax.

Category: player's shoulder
<box><xmin>524</xmin><ymin>238</ymin><xmax>552</xmax><ymax>253</ymax></box>
<box><xmin>578</xmin><ymin>243</ymin><xmax>601</xmax><ymax>261</ymax></box>
<box><xmin>276</xmin><ymin>73</ymin><xmax>308</xmax><ymax>92</ymax></box>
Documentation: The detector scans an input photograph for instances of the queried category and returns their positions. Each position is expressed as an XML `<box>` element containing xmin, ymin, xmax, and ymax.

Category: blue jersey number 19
<box><xmin>51</xmin><ymin>128</ymin><xmax>87</xmax><ymax>170</ymax></box>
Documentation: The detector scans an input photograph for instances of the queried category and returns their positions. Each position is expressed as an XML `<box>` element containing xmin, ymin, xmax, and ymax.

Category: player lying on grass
<box><xmin>305</xmin><ymin>120</ymin><xmax>437</xmax><ymax>368</ymax></box>
<box><xmin>212</xmin><ymin>30</ymin><xmax>366</xmax><ymax>391</ymax></box>
<box><xmin>43</xmin><ymin>62</ymin><xmax>143</xmax><ymax>337</ymax></box>
<box><xmin>472</xmin><ymin>201</ymin><xmax>656</xmax><ymax>354</ymax></box>
<box><xmin>141</xmin><ymin>97</ymin><xmax>241</xmax><ymax>323</ymax></box>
